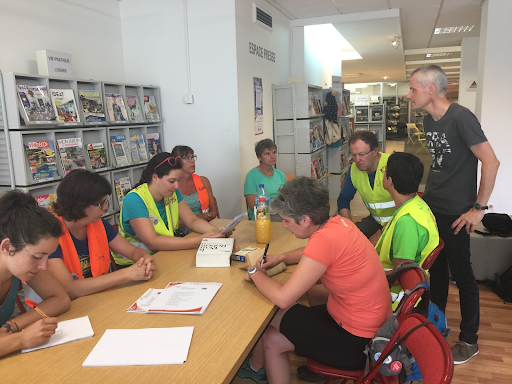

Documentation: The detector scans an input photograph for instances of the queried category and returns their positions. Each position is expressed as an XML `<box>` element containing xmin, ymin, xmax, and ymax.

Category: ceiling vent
<box><xmin>253</xmin><ymin>3</ymin><xmax>272</xmax><ymax>32</ymax></box>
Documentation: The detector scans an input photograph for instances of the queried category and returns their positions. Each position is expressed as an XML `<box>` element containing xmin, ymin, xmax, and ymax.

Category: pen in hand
<box><xmin>33</xmin><ymin>305</ymin><xmax>49</xmax><ymax>319</ymax></box>
<box><xmin>261</xmin><ymin>242</ymin><xmax>270</xmax><ymax>265</ymax></box>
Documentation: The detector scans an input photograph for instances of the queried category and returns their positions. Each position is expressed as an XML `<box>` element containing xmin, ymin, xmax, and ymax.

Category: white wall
<box><xmin>120</xmin><ymin>0</ymin><xmax>242</xmax><ymax>218</ymax></box>
<box><xmin>476</xmin><ymin>0</ymin><xmax>512</xmax><ymax>213</ymax></box>
<box><xmin>0</xmin><ymin>0</ymin><xmax>125</xmax><ymax>81</ymax></box>
<box><xmin>459</xmin><ymin>37</ymin><xmax>479</xmax><ymax>113</ymax></box>
<box><xmin>234</xmin><ymin>0</ymin><xmax>291</xmax><ymax>213</ymax></box>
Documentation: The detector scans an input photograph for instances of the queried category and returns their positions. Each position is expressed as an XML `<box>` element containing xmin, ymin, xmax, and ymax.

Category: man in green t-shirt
<box><xmin>377</xmin><ymin>152</ymin><xmax>439</xmax><ymax>273</ymax></box>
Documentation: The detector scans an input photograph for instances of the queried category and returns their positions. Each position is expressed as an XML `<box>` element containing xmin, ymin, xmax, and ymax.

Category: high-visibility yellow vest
<box><xmin>376</xmin><ymin>195</ymin><xmax>439</xmax><ymax>270</ymax></box>
<box><xmin>115</xmin><ymin>183</ymin><xmax>179</xmax><ymax>263</ymax></box>
<box><xmin>375</xmin><ymin>195</ymin><xmax>439</xmax><ymax>309</ymax></box>
<box><xmin>351</xmin><ymin>152</ymin><xmax>395</xmax><ymax>225</ymax></box>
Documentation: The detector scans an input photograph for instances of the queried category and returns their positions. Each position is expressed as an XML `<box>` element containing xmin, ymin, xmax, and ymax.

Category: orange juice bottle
<box><xmin>255</xmin><ymin>197</ymin><xmax>271</xmax><ymax>243</ymax></box>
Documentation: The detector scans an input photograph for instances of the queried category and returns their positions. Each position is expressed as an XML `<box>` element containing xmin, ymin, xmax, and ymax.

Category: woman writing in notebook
<box><xmin>29</xmin><ymin>170</ymin><xmax>156</xmax><ymax>302</ymax></box>
<box><xmin>0</xmin><ymin>191</ymin><xmax>70</xmax><ymax>357</ymax></box>
<box><xmin>171</xmin><ymin>145</ymin><xmax>219</xmax><ymax>234</ymax></box>
<box><xmin>237</xmin><ymin>177</ymin><xmax>392</xmax><ymax>384</ymax></box>
<box><xmin>115</xmin><ymin>152</ymin><xmax>228</xmax><ymax>266</ymax></box>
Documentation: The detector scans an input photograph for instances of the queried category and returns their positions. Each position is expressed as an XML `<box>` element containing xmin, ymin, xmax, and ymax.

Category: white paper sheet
<box><xmin>22</xmin><ymin>316</ymin><xmax>94</xmax><ymax>353</ymax></box>
<box><xmin>82</xmin><ymin>326</ymin><xmax>194</xmax><ymax>367</ymax></box>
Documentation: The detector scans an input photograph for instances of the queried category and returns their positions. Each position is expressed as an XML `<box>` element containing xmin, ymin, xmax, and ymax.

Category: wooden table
<box><xmin>1</xmin><ymin>220</ymin><xmax>306</xmax><ymax>383</ymax></box>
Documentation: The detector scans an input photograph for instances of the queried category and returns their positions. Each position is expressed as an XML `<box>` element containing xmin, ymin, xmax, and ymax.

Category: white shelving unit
<box><xmin>273</xmin><ymin>83</ymin><xmax>327</xmax><ymax>183</ymax></box>
<box><xmin>353</xmin><ymin>104</ymin><xmax>386</xmax><ymax>153</ymax></box>
<box><xmin>326</xmin><ymin>88</ymin><xmax>352</xmax><ymax>200</ymax></box>
<box><xmin>0</xmin><ymin>71</ymin><xmax>164</xmax><ymax>225</ymax></box>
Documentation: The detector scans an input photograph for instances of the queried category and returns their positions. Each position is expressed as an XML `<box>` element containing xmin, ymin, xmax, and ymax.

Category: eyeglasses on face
<box><xmin>350</xmin><ymin>149</ymin><xmax>372</xmax><ymax>159</ymax></box>
<box><xmin>154</xmin><ymin>156</ymin><xmax>181</xmax><ymax>169</ymax></box>
<box><xmin>93</xmin><ymin>198</ymin><xmax>109</xmax><ymax>208</ymax></box>
<box><xmin>181</xmin><ymin>155</ymin><xmax>197</xmax><ymax>162</ymax></box>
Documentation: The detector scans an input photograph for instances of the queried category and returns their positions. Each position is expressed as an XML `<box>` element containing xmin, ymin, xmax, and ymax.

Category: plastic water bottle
<box><xmin>255</xmin><ymin>184</ymin><xmax>271</xmax><ymax>243</ymax></box>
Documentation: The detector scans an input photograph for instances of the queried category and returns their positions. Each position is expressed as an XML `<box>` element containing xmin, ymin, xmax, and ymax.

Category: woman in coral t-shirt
<box><xmin>237</xmin><ymin>177</ymin><xmax>392</xmax><ymax>384</ymax></box>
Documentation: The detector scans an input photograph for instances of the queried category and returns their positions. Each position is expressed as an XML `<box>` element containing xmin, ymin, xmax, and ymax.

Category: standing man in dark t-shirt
<box><xmin>407</xmin><ymin>65</ymin><xmax>500</xmax><ymax>365</ymax></box>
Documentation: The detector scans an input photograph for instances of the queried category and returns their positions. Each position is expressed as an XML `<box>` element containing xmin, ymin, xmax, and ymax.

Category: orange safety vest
<box><xmin>24</xmin><ymin>217</ymin><xmax>111</xmax><ymax>307</ymax></box>
<box><xmin>56</xmin><ymin>216</ymin><xmax>111</xmax><ymax>279</ymax></box>
<box><xmin>192</xmin><ymin>174</ymin><xmax>210</xmax><ymax>213</ymax></box>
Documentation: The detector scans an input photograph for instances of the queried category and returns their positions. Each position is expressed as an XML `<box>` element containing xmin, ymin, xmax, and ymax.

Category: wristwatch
<box><xmin>474</xmin><ymin>203</ymin><xmax>489</xmax><ymax>211</ymax></box>
<box><xmin>247</xmin><ymin>266</ymin><xmax>259</xmax><ymax>282</ymax></box>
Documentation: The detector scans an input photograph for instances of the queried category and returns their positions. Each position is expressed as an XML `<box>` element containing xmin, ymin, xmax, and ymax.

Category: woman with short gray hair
<box><xmin>237</xmin><ymin>177</ymin><xmax>392</xmax><ymax>383</ymax></box>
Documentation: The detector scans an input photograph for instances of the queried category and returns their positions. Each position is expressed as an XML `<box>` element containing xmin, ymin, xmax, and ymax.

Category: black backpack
<box><xmin>486</xmin><ymin>265</ymin><xmax>512</xmax><ymax>303</ymax></box>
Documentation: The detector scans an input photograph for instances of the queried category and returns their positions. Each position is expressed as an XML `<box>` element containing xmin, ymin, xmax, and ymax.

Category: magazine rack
<box><xmin>273</xmin><ymin>83</ymin><xmax>328</xmax><ymax>182</ymax></box>
<box><xmin>0</xmin><ymin>71</ymin><xmax>164</xmax><ymax>226</ymax></box>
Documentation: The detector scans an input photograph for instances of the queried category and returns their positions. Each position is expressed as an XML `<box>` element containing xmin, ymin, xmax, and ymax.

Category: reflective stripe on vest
<box><xmin>351</xmin><ymin>152</ymin><xmax>395</xmax><ymax>226</ymax></box>
<box><xmin>376</xmin><ymin>195</ymin><xmax>439</xmax><ymax>270</ymax></box>
<box><xmin>116</xmin><ymin>183</ymin><xmax>179</xmax><ymax>263</ymax></box>
<box><xmin>192</xmin><ymin>174</ymin><xmax>209</xmax><ymax>213</ymax></box>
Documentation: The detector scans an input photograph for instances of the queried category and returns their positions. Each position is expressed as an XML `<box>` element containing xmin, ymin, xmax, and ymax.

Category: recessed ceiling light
<box><xmin>434</xmin><ymin>25</ymin><xmax>474</xmax><ymax>34</ymax></box>
<box><xmin>426</xmin><ymin>52</ymin><xmax>454</xmax><ymax>58</ymax></box>
<box><xmin>383</xmin><ymin>76</ymin><xmax>388</xmax><ymax>80</ymax></box>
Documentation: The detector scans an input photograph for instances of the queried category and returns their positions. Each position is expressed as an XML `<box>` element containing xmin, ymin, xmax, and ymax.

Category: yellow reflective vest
<box><xmin>115</xmin><ymin>183</ymin><xmax>179</xmax><ymax>264</ymax></box>
<box><xmin>350</xmin><ymin>152</ymin><xmax>395</xmax><ymax>225</ymax></box>
<box><xmin>376</xmin><ymin>195</ymin><xmax>439</xmax><ymax>270</ymax></box>
<box><xmin>375</xmin><ymin>195</ymin><xmax>439</xmax><ymax>309</ymax></box>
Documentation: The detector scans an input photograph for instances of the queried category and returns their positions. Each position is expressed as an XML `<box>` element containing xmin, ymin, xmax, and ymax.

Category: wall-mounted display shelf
<box><xmin>0</xmin><ymin>71</ymin><xmax>164</xmax><ymax>227</ymax></box>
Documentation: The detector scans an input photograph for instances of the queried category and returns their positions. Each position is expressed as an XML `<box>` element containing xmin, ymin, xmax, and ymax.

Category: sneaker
<box><xmin>452</xmin><ymin>341</ymin><xmax>479</xmax><ymax>364</ymax></box>
<box><xmin>297</xmin><ymin>365</ymin><xmax>328</xmax><ymax>382</ymax></box>
<box><xmin>236</xmin><ymin>354</ymin><xmax>268</xmax><ymax>383</ymax></box>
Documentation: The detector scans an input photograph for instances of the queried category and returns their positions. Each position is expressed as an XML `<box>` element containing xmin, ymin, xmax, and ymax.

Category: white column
<box><xmin>458</xmin><ymin>37</ymin><xmax>479</xmax><ymax>113</ymax></box>
<box><xmin>476</xmin><ymin>0</ymin><xmax>512</xmax><ymax>213</ymax></box>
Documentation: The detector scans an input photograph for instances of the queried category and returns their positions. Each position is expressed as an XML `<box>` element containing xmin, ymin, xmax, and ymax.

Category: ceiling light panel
<box><xmin>426</xmin><ymin>52</ymin><xmax>454</xmax><ymax>58</ymax></box>
<box><xmin>434</xmin><ymin>25</ymin><xmax>474</xmax><ymax>34</ymax></box>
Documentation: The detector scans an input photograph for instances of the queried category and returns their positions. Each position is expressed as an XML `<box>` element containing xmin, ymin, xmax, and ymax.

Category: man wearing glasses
<box><xmin>337</xmin><ymin>130</ymin><xmax>395</xmax><ymax>243</ymax></box>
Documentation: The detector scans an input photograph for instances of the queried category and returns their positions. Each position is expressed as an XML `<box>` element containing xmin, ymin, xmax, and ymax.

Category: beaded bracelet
<box><xmin>1</xmin><ymin>320</ymin><xmax>20</xmax><ymax>333</ymax></box>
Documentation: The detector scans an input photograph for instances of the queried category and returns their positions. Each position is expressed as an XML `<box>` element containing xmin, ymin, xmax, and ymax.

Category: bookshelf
<box><xmin>273</xmin><ymin>83</ymin><xmax>327</xmax><ymax>182</ymax></box>
<box><xmin>325</xmin><ymin>88</ymin><xmax>352</xmax><ymax>199</ymax></box>
<box><xmin>353</xmin><ymin>104</ymin><xmax>386</xmax><ymax>153</ymax></box>
<box><xmin>0</xmin><ymin>71</ymin><xmax>164</xmax><ymax>225</ymax></box>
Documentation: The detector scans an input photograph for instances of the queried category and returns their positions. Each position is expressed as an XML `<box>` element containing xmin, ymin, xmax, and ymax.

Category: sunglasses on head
<box><xmin>154</xmin><ymin>156</ymin><xmax>181</xmax><ymax>170</ymax></box>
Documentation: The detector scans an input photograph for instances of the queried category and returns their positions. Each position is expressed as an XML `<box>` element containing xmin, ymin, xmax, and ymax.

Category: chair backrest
<box><xmin>285</xmin><ymin>174</ymin><xmax>295</xmax><ymax>181</ymax></box>
<box><xmin>389</xmin><ymin>263</ymin><xmax>427</xmax><ymax>291</ymax></box>
<box><xmin>422</xmin><ymin>238</ymin><xmax>444</xmax><ymax>270</ymax></box>
<box><xmin>399</xmin><ymin>314</ymin><xmax>454</xmax><ymax>384</ymax></box>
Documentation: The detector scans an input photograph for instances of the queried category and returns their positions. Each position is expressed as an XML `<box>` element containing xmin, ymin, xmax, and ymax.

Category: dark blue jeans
<box><xmin>429</xmin><ymin>211</ymin><xmax>479</xmax><ymax>344</ymax></box>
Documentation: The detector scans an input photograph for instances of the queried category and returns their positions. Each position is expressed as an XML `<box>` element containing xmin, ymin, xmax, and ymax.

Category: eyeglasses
<box><xmin>380</xmin><ymin>165</ymin><xmax>387</xmax><ymax>174</ymax></box>
<box><xmin>350</xmin><ymin>150</ymin><xmax>372</xmax><ymax>159</ymax></box>
<box><xmin>154</xmin><ymin>156</ymin><xmax>181</xmax><ymax>169</ymax></box>
<box><xmin>181</xmin><ymin>155</ymin><xmax>197</xmax><ymax>162</ymax></box>
<box><xmin>93</xmin><ymin>198</ymin><xmax>109</xmax><ymax>208</ymax></box>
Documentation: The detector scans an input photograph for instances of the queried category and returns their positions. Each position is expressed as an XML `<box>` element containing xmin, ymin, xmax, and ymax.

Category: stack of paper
<box><xmin>128</xmin><ymin>282</ymin><xmax>222</xmax><ymax>315</ymax></box>
<box><xmin>22</xmin><ymin>316</ymin><xmax>94</xmax><ymax>353</ymax></box>
<box><xmin>83</xmin><ymin>326</ymin><xmax>194</xmax><ymax>366</ymax></box>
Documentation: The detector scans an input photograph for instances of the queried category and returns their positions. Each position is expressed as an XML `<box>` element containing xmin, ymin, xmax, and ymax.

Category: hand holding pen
<box><xmin>260</xmin><ymin>242</ymin><xmax>270</xmax><ymax>265</ymax></box>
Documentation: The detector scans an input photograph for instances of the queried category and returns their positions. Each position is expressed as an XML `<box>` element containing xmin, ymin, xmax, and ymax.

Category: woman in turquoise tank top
<box><xmin>0</xmin><ymin>191</ymin><xmax>70</xmax><ymax>358</ymax></box>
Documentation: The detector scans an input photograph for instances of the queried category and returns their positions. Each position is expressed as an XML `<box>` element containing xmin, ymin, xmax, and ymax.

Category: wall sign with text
<box><xmin>249</xmin><ymin>42</ymin><xmax>275</xmax><ymax>63</ymax></box>
<box><xmin>36</xmin><ymin>50</ymin><xmax>73</xmax><ymax>78</ymax></box>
